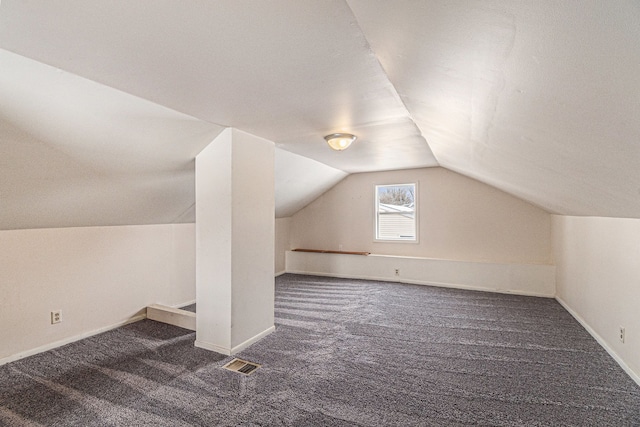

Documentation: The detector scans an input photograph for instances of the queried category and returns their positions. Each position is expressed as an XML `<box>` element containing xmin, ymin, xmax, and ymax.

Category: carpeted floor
<box><xmin>1</xmin><ymin>274</ymin><xmax>638</xmax><ymax>426</ymax></box>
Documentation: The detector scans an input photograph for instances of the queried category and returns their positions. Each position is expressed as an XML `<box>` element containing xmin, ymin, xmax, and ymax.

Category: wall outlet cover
<box><xmin>51</xmin><ymin>310</ymin><xmax>62</xmax><ymax>324</ymax></box>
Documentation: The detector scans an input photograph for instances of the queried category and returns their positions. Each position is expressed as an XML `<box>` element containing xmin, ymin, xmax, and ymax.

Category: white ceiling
<box><xmin>1</xmin><ymin>1</ymin><xmax>639</xmax><ymax>230</ymax></box>
<box><xmin>0</xmin><ymin>49</ymin><xmax>225</xmax><ymax>229</ymax></box>
<box><xmin>349</xmin><ymin>0</ymin><xmax>640</xmax><ymax>217</ymax></box>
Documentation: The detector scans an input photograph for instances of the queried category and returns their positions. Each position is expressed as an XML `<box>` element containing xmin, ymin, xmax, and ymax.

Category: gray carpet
<box><xmin>181</xmin><ymin>303</ymin><xmax>196</xmax><ymax>313</ymax></box>
<box><xmin>1</xmin><ymin>274</ymin><xmax>638</xmax><ymax>426</ymax></box>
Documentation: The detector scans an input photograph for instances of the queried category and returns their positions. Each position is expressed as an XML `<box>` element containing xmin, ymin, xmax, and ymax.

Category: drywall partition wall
<box><xmin>0</xmin><ymin>223</ymin><xmax>196</xmax><ymax>364</ymax></box>
<box><xmin>286</xmin><ymin>251</ymin><xmax>556</xmax><ymax>297</ymax></box>
<box><xmin>290</xmin><ymin>167</ymin><xmax>552</xmax><ymax>264</ymax></box>
<box><xmin>552</xmin><ymin>215</ymin><xmax>640</xmax><ymax>385</ymax></box>
<box><xmin>275</xmin><ymin>217</ymin><xmax>291</xmax><ymax>275</ymax></box>
<box><xmin>195</xmin><ymin>128</ymin><xmax>275</xmax><ymax>356</ymax></box>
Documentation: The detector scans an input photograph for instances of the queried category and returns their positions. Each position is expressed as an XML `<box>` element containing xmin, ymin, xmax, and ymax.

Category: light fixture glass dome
<box><xmin>324</xmin><ymin>133</ymin><xmax>356</xmax><ymax>151</ymax></box>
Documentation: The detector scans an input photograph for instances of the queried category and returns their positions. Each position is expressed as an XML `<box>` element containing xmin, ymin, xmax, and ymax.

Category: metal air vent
<box><xmin>223</xmin><ymin>358</ymin><xmax>261</xmax><ymax>375</ymax></box>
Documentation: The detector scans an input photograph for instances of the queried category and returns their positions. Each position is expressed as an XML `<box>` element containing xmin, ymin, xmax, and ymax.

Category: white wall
<box><xmin>195</xmin><ymin>128</ymin><xmax>274</xmax><ymax>355</ymax></box>
<box><xmin>0</xmin><ymin>223</ymin><xmax>196</xmax><ymax>364</ymax></box>
<box><xmin>291</xmin><ymin>167</ymin><xmax>552</xmax><ymax>264</ymax></box>
<box><xmin>553</xmin><ymin>215</ymin><xmax>640</xmax><ymax>384</ymax></box>
<box><xmin>287</xmin><ymin>251</ymin><xmax>556</xmax><ymax>297</ymax></box>
<box><xmin>229</xmin><ymin>129</ymin><xmax>275</xmax><ymax>350</ymax></box>
<box><xmin>275</xmin><ymin>217</ymin><xmax>291</xmax><ymax>275</ymax></box>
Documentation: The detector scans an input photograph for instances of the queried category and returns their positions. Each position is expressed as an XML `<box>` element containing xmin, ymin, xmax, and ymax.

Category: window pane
<box><xmin>376</xmin><ymin>184</ymin><xmax>416</xmax><ymax>241</ymax></box>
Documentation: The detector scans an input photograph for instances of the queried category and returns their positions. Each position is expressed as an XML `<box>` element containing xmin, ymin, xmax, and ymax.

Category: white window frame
<box><xmin>374</xmin><ymin>182</ymin><xmax>418</xmax><ymax>243</ymax></box>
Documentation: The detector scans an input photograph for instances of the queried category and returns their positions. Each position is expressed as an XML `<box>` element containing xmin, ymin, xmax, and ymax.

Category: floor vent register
<box><xmin>223</xmin><ymin>358</ymin><xmax>261</xmax><ymax>375</ymax></box>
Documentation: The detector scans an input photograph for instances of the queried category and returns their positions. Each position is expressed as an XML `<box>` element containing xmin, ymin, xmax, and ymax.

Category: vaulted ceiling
<box><xmin>1</xmin><ymin>1</ymin><xmax>639</xmax><ymax>230</ymax></box>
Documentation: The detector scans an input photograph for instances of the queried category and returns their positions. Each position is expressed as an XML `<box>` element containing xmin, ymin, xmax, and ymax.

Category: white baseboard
<box><xmin>555</xmin><ymin>296</ymin><xmax>640</xmax><ymax>387</ymax></box>
<box><xmin>195</xmin><ymin>325</ymin><xmax>276</xmax><ymax>356</ymax></box>
<box><xmin>275</xmin><ymin>270</ymin><xmax>286</xmax><ymax>277</ymax></box>
<box><xmin>0</xmin><ymin>314</ymin><xmax>145</xmax><ymax>367</ymax></box>
<box><xmin>147</xmin><ymin>304</ymin><xmax>196</xmax><ymax>331</ymax></box>
<box><xmin>231</xmin><ymin>325</ymin><xmax>275</xmax><ymax>354</ymax></box>
<box><xmin>285</xmin><ymin>269</ymin><xmax>555</xmax><ymax>298</ymax></box>
<box><xmin>194</xmin><ymin>340</ymin><xmax>232</xmax><ymax>355</ymax></box>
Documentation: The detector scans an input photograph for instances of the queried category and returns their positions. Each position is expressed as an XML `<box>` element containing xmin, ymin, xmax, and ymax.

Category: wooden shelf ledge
<box><xmin>292</xmin><ymin>248</ymin><xmax>370</xmax><ymax>256</ymax></box>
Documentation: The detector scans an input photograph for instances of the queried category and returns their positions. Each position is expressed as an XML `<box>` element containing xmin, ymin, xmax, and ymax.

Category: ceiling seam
<box><xmin>343</xmin><ymin>0</ymin><xmax>441</xmax><ymax>167</ymax></box>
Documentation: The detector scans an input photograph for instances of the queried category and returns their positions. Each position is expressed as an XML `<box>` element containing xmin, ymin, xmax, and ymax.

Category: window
<box><xmin>375</xmin><ymin>183</ymin><xmax>417</xmax><ymax>242</ymax></box>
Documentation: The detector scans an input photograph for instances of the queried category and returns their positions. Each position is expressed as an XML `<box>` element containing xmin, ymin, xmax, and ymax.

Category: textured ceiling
<box><xmin>1</xmin><ymin>1</ymin><xmax>639</xmax><ymax>230</ymax></box>
<box><xmin>348</xmin><ymin>0</ymin><xmax>640</xmax><ymax>217</ymax></box>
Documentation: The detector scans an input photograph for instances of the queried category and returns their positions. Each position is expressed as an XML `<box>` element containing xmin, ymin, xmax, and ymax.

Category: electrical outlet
<box><xmin>395</xmin><ymin>269</ymin><xmax>400</xmax><ymax>276</ymax></box>
<box><xmin>51</xmin><ymin>310</ymin><xmax>62</xmax><ymax>324</ymax></box>
<box><xmin>619</xmin><ymin>326</ymin><xmax>625</xmax><ymax>343</ymax></box>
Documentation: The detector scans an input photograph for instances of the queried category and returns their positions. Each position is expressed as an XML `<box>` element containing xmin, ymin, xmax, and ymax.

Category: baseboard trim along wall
<box><xmin>147</xmin><ymin>304</ymin><xmax>196</xmax><ymax>331</ymax></box>
<box><xmin>231</xmin><ymin>325</ymin><xmax>276</xmax><ymax>354</ymax></box>
<box><xmin>285</xmin><ymin>251</ymin><xmax>556</xmax><ymax>298</ymax></box>
<box><xmin>195</xmin><ymin>325</ymin><xmax>276</xmax><ymax>356</ymax></box>
<box><xmin>556</xmin><ymin>297</ymin><xmax>640</xmax><ymax>387</ymax></box>
<box><xmin>0</xmin><ymin>296</ymin><xmax>198</xmax><ymax>367</ymax></box>
<box><xmin>0</xmin><ymin>314</ymin><xmax>146</xmax><ymax>367</ymax></box>
<box><xmin>194</xmin><ymin>340</ymin><xmax>232</xmax><ymax>355</ymax></box>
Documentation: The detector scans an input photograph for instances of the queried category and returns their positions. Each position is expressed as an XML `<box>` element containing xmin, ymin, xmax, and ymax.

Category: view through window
<box><xmin>375</xmin><ymin>183</ymin><xmax>417</xmax><ymax>241</ymax></box>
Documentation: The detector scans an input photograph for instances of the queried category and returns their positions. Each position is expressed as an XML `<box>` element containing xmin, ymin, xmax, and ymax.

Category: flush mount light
<box><xmin>324</xmin><ymin>133</ymin><xmax>356</xmax><ymax>151</ymax></box>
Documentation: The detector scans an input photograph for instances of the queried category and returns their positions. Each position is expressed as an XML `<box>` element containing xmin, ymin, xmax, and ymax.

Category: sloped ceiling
<box><xmin>1</xmin><ymin>1</ymin><xmax>639</xmax><ymax>230</ymax></box>
<box><xmin>0</xmin><ymin>49</ymin><xmax>225</xmax><ymax>229</ymax></box>
<box><xmin>275</xmin><ymin>150</ymin><xmax>348</xmax><ymax>218</ymax></box>
<box><xmin>348</xmin><ymin>0</ymin><xmax>640</xmax><ymax>217</ymax></box>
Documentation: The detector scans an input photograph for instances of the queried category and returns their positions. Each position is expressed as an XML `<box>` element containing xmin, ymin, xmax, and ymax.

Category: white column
<box><xmin>195</xmin><ymin>128</ymin><xmax>275</xmax><ymax>355</ymax></box>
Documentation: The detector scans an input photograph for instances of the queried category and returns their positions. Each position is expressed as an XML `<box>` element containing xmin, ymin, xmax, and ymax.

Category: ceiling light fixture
<box><xmin>324</xmin><ymin>133</ymin><xmax>356</xmax><ymax>151</ymax></box>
